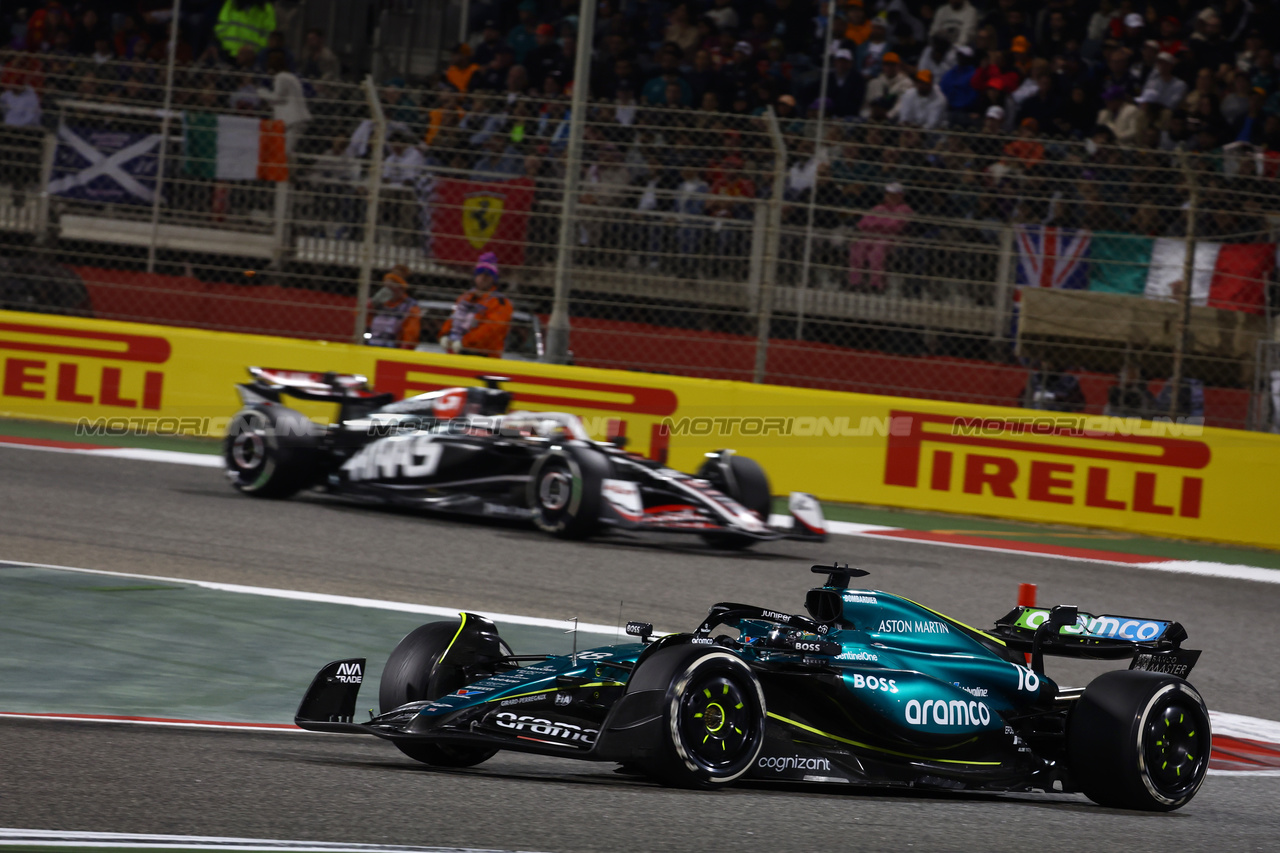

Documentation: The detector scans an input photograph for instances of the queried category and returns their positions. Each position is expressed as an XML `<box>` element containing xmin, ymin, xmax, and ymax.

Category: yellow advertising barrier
<box><xmin>4</xmin><ymin>309</ymin><xmax>1279</xmax><ymax>550</ymax></box>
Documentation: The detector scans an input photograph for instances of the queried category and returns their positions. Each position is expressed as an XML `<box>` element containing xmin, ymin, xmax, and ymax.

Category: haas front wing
<box><xmin>598</xmin><ymin>471</ymin><xmax>825</xmax><ymax>541</ymax></box>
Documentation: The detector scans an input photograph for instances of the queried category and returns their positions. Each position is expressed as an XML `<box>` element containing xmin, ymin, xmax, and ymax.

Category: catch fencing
<box><xmin>1</xmin><ymin>47</ymin><xmax>1277</xmax><ymax>430</ymax></box>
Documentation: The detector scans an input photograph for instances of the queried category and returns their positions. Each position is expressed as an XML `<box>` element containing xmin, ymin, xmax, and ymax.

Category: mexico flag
<box><xmin>183</xmin><ymin>113</ymin><xmax>288</xmax><ymax>181</ymax></box>
<box><xmin>1141</xmin><ymin>238</ymin><xmax>1275</xmax><ymax>314</ymax></box>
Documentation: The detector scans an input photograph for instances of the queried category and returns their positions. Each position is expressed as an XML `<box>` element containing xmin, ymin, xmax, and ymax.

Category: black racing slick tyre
<box><xmin>528</xmin><ymin>446</ymin><xmax>607</xmax><ymax>539</ymax></box>
<box><xmin>223</xmin><ymin>406</ymin><xmax>318</xmax><ymax>498</ymax></box>
<box><xmin>1067</xmin><ymin>670</ymin><xmax>1211</xmax><ymax>811</ymax></box>
<box><xmin>640</xmin><ymin>647</ymin><xmax>767</xmax><ymax>789</ymax></box>
<box><xmin>379</xmin><ymin>621</ymin><xmax>504</xmax><ymax>768</ymax></box>
<box><xmin>696</xmin><ymin>453</ymin><xmax>772</xmax><ymax>549</ymax></box>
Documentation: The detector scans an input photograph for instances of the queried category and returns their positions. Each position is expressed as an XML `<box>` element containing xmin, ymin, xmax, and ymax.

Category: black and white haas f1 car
<box><xmin>224</xmin><ymin>367</ymin><xmax>825</xmax><ymax>548</ymax></box>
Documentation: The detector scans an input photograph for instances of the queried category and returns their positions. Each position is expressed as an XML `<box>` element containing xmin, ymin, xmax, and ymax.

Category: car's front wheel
<box><xmin>380</xmin><ymin>621</ymin><xmax>506</xmax><ymax>768</ymax></box>
<box><xmin>696</xmin><ymin>452</ymin><xmax>772</xmax><ymax>549</ymax></box>
<box><xmin>1067</xmin><ymin>670</ymin><xmax>1210</xmax><ymax>811</ymax></box>
<box><xmin>641</xmin><ymin>647</ymin><xmax>767</xmax><ymax>789</ymax></box>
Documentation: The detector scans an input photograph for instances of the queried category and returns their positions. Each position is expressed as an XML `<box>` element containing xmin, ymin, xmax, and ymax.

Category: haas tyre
<box><xmin>638</xmin><ymin>646</ymin><xmax>767</xmax><ymax>789</ymax></box>
<box><xmin>528</xmin><ymin>446</ymin><xmax>609</xmax><ymax>539</ymax></box>
<box><xmin>379</xmin><ymin>621</ymin><xmax>507</xmax><ymax>768</ymax></box>
<box><xmin>1068</xmin><ymin>670</ymin><xmax>1210</xmax><ymax>811</ymax></box>
<box><xmin>223</xmin><ymin>406</ymin><xmax>319</xmax><ymax>498</ymax></box>
<box><xmin>696</xmin><ymin>452</ymin><xmax>772</xmax><ymax>549</ymax></box>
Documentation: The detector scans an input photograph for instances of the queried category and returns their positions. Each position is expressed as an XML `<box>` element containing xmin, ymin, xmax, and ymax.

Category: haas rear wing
<box><xmin>991</xmin><ymin>606</ymin><xmax>1201</xmax><ymax>677</ymax></box>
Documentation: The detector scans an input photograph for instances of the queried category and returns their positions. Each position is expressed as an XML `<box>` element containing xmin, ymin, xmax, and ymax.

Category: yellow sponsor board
<box><xmin>3</xmin><ymin>309</ymin><xmax>1279</xmax><ymax>550</ymax></box>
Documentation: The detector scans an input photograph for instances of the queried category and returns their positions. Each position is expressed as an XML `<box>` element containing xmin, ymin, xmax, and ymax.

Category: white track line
<box><xmin>0</xmin><ymin>560</ymin><xmax>626</xmax><ymax>636</ymax></box>
<box><xmin>0</xmin><ymin>829</ymin><xmax>543</xmax><ymax>852</ymax></box>
<box><xmin>0</xmin><ymin>440</ymin><xmax>223</xmax><ymax>467</ymax></box>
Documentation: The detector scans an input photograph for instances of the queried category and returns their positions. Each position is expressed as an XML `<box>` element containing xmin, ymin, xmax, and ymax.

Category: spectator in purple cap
<box><xmin>1097</xmin><ymin>84</ymin><xmax>1140</xmax><ymax>144</ymax></box>
<box><xmin>1140</xmin><ymin>51</ymin><xmax>1188</xmax><ymax>109</ymax></box>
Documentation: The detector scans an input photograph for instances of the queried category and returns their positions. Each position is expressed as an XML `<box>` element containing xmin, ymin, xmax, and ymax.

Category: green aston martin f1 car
<box><xmin>296</xmin><ymin>563</ymin><xmax>1209</xmax><ymax>811</ymax></box>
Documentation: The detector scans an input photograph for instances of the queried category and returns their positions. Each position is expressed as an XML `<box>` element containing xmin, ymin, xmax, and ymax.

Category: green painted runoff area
<box><xmin>4</xmin><ymin>417</ymin><xmax>1279</xmax><ymax>569</ymax></box>
<box><xmin>0</xmin><ymin>564</ymin><xmax>617</xmax><ymax>723</ymax></box>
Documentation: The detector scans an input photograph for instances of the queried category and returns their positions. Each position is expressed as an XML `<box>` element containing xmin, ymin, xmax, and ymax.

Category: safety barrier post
<box><xmin>354</xmin><ymin>74</ymin><xmax>387</xmax><ymax>345</ymax></box>
<box><xmin>546</xmin><ymin>0</ymin><xmax>597</xmax><ymax>364</ymax></box>
<box><xmin>754</xmin><ymin>107</ymin><xmax>786</xmax><ymax>384</ymax></box>
<box><xmin>1167</xmin><ymin>150</ymin><xmax>1199</xmax><ymax>421</ymax></box>
<box><xmin>795</xmin><ymin>0</ymin><xmax>837</xmax><ymax>340</ymax></box>
<box><xmin>145</xmin><ymin>0</ymin><xmax>181</xmax><ymax>274</ymax></box>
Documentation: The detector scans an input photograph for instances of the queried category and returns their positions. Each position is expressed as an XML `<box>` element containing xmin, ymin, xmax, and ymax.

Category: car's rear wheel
<box><xmin>640</xmin><ymin>647</ymin><xmax>766</xmax><ymax>789</ymax></box>
<box><xmin>696</xmin><ymin>453</ymin><xmax>772</xmax><ymax>549</ymax></box>
<box><xmin>380</xmin><ymin>621</ymin><xmax>505</xmax><ymax>768</ymax></box>
<box><xmin>528</xmin><ymin>447</ymin><xmax>606</xmax><ymax>539</ymax></box>
<box><xmin>223</xmin><ymin>406</ymin><xmax>317</xmax><ymax>498</ymax></box>
<box><xmin>1067</xmin><ymin>670</ymin><xmax>1210</xmax><ymax>811</ymax></box>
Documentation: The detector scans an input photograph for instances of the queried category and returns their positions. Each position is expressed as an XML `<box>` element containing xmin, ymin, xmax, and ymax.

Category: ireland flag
<box><xmin>182</xmin><ymin>113</ymin><xmax>289</xmax><ymax>181</ymax></box>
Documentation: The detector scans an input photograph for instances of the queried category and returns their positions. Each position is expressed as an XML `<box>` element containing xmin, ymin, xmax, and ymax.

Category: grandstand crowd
<box><xmin>2</xmin><ymin>1</ymin><xmax>1278</xmax><ymax>255</ymax></box>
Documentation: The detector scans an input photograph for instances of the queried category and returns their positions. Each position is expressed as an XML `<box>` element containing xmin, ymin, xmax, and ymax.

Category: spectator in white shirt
<box><xmin>1140</xmin><ymin>52</ymin><xmax>1188</xmax><ymax>110</ymax></box>
<box><xmin>1096</xmin><ymin>84</ymin><xmax>1141</xmax><ymax>143</ymax></box>
<box><xmin>861</xmin><ymin>52</ymin><xmax>913</xmax><ymax>117</ymax></box>
<box><xmin>257</xmin><ymin>49</ymin><xmax>312</xmax><ymax>153</ymax></box>
<box><xmin>1</xmin><ymin>80</ymin><xmax>41</xmax><ymax>128</ymax></box>
<box><xmin>919</xmin><ymin>35</ymin><xmax>958</xmax><ymax>80</ymax></box>
<box><xmin>890</xmin><ymin>68</ymin><xmax>948</xmax><ymax>129</ymax></box>
<box><xmin>930</xmin><ymin>0</ymin><xmax>978</xmax><ymax>47</ymax></box>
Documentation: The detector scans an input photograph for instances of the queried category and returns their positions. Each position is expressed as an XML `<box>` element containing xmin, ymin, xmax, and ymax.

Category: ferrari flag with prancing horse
<box><xmin>430</xmin><ymin>177</ymin><xmax>533</xmax><ymax>270</ymax></box>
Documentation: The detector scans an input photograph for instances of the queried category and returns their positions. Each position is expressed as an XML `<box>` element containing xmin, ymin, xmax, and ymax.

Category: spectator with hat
<box><xmin>1120</xmin><ymin>12</ymin><xmax>1147</xmax><ymax>49</ymax></box>
<box><xmin>931</xmin><ymin>0</ymin><xmax>978</xmax><ymax>47</ymax></box>
<box><xmin>825</xmin><ymin>47</ymin><xmax>867</xmax><ymax>117</ymax></box>
<box><xmin>971</xmin><ymin>48</ymin><xmax>1020</xmax><ymax>96</ymax></box>
<box><xmin>366</xmin><ymin>266</ymin><xmax>422</xmax><ymax>350</ymax></box>
<box><xmin>862</xmin><ymin>51</ymin><xmax>911</xmax><ymax>116</ymax></box>
<box><xmin>890</xmin><ymin>68</ymin><xmax>948</xmax><ymax>128</ymax></box>
<box><xmin>843</xmin><ymin>1</ymin><xmax>874</xmax><ymax>45</ymax></box>
<box><xmin>1097</xmin><ymin>84</ymin><xmax>1141</xmax><ymax>143</ymax></box>
<box><xmin>920</xmin><ymin>34</ymin><xmax>959</xmax><ymax>80</ymax></box>
<box><xmin>848</xmin><ymin>182</ymin><xmax>913</xmax><ymax>292</ymax></box>
<box><xmin>473</xmin><ymin>19</ymin><xmax>505</xmax><ymax>67</ymax></box>
<box><xmin>940</xmin><ymin>44</ymin><xmax>980</xmax><ymax>123</ymax></box>
<box><xmin>1141</xmin><ymin>51</ymin><xmax>1189</xmax><ymax>109</ymax></box>
<box><xmin>858</xmin><ymin>15</ymin><xmax>891</xmax><ymax>78</ymax></box>
<box><xmin>525</xmin><ymin>23</ymin><xmax>563</xmax><ymax>91</ymax></box>
<box><xmin>505</xmin><ymin>0</ymin><xmax>540</xmax><ymax>64</ymax></box>
<box><xmin>438</xmin><ymin>253</ymin><xmax>514</xmax><ymax>358</ymax></box>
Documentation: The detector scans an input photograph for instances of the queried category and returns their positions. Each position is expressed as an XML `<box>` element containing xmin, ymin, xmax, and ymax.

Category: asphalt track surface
<box><xmin>3</xmin><ymin>448</ymin><xmax>1279</xmax><ymax>852</ymax></box>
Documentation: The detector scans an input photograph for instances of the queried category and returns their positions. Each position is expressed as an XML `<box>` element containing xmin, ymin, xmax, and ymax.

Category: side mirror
<box><xmin>1047</xmin><ymin>604</ymin><xmax>1079</xmax><ymax>631</ymax></box>
<box><xmin>625</xmin><ymin>621</ymin><xmax>653</xmax><ymax>640</ymax></box>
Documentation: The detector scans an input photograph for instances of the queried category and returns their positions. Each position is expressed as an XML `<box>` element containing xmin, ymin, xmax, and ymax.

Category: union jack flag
<box><xmin>1014</xmin><ymin>225</ymin><xmax>1092</xmax><ymax>294</ymax></box>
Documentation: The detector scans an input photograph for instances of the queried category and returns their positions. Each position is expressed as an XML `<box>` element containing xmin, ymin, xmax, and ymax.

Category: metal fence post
<box><xmin>755</xmin><ymin>107</ymin><xmax>786</xmax><ymax>384</ymax></box>
<box><xmin>546</xmin><ymin>0</ymin><xmax>597</xmax><ymax>364</ymax></box>
<box><xmin>145</xmin><ymin>0</ymin><xmax>181</xmax><ymax>274</ymax></box>
<box><xmin>1168</xmin><ymin>151</ymin><xmax>1199</xmax><ymax>420</ymax></box>
<box><xmin>992</xmin><ymin>225</ymin><xmax>1014</xmax><ymax>340</ymax></box>
<box><xmin>795</xmin><ymin>0</ymin><xmax>836</xmax><ymax>340</ymax></box>
<box><xmin>354</xmin><ymin>74</ymin><xmax>387</xmax><ymax>344</ymax></box>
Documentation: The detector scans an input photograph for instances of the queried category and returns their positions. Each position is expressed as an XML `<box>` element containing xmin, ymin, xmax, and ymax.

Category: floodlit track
<box><xmin>2</xmin><ymin>448</ymin><xmax>1279</xmax><ymax>851</ymax></box>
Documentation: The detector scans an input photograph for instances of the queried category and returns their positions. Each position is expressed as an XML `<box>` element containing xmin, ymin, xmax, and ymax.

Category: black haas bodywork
<box><xmin>223</xmin><ymin>367</ymin><xmax>826</xmax><ymax>547</ymax></box>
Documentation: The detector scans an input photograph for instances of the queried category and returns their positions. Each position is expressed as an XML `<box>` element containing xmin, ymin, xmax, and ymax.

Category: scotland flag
<box><xmin>47</xmin><ymin>123</ymin><xmax>162</xmax><ymax>205</ymax></box>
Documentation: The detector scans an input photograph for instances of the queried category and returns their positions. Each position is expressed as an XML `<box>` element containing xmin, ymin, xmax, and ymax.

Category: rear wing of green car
<box><xmin>991</xmin><ymin>605</ymin><xmax>1200</xmax><ymax>677</ymax></box>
